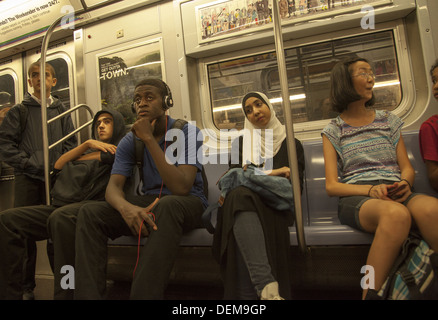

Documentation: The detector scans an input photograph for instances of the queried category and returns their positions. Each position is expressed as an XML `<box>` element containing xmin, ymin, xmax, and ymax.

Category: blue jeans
<box><xmin>338</xmin><ymin>179</ymin><xmax>421</xmax><ymax>231</ymax></box>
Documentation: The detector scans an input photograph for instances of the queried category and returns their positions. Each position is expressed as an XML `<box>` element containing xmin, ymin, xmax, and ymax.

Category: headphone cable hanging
<box><xmin>133</xmin><ymin>115</ymin><xmax>168</xmax><ymax>278</ymax></box>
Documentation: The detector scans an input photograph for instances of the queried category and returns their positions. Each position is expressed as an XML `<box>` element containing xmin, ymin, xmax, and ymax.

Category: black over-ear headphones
<box><xmin>161</xmin><ymin>80</ymin><xmax>174</xmax><ymax>110</ymax></box>
<box><xmin>131</xmin><ymin>79</ymin><xmax>174</xmax><ymax>113</ymax></box>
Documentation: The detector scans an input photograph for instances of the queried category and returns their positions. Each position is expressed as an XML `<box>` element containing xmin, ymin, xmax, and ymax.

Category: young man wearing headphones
<box><xmin>73</xmin><ymin>78</ymin><xmax>208</xmax><ymax>299</ymax></box>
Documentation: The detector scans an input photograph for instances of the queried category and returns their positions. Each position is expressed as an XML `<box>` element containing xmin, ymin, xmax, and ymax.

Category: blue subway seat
<box><xmin>108</xmin><ymin>130</ymin><xmax>436</xmax><ymax>248</ymax></box>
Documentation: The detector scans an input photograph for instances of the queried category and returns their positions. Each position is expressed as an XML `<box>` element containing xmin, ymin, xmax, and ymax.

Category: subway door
<box><xmin>0</xmin><ymin>54</ymin><xmax>24</xmax><ymax>211</ymax></box>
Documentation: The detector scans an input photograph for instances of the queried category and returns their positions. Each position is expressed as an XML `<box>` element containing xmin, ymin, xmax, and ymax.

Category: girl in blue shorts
<box><xmin>322</xmin><ymin>57</ymin><xmax>438</xmax><ymax>299</ymax></box>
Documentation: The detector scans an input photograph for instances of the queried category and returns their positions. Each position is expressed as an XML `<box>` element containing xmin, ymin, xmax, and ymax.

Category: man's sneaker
<box><xmin>22</xmin><ymin>289</ymin><xmax>35</xmax><ymax>300</ymax></box>
<box><xmin>260</xmin><ymin>282</ymin><xmax>284</xmax><ymax>300</ymax></box>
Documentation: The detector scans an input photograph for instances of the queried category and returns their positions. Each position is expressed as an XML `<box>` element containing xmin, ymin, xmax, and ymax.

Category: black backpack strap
<box><xmin>399</xmin><ymin>269</ymin><xmax>422</xmax><ymax>300</ymax></box>
<box><xmin>134</xmin><ymin>137</ymin><xmax>144</xmax><ymax>181</ymax></box>
<box><xmin>133</xmin><ymin>136</ymin><xmax>145</xmax><ymax>195</ymax></box>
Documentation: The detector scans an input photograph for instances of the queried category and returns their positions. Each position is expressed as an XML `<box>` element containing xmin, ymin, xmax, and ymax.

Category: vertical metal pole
<box><xmin>74</xmin><ymin>29</ymin><xmax>87</xmax><ymax>144</ymax></box>
<box><xmin>271</xmin><ymin>0</ymin><xmax>308</xmax><ymax>254</ymax></box>
<box><xmin>40</xmin><ymin>16</ymin><xmax>64</xmax><ymax>205</ymax></box>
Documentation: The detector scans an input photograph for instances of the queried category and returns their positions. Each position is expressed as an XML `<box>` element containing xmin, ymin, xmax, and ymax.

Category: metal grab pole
<box><xmin>40</xmin><ymin>15</ymin><xmax>66</xmax><ymax>205</ymax></box>
<box><xmin>272</xmin><ymin>0</ymin><xmax>308</xmax><ymax>254</ymax></box>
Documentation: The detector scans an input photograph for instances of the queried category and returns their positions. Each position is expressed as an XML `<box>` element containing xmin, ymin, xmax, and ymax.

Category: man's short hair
<box><xmin>134</xmin><ymin>78</ymin><xmax>167</xmax><ymax>99</ymax></box>
<box><xmin>28</xmin><ymin>60</ymin><xmax>56</xmax><ymax>78</ymax></box>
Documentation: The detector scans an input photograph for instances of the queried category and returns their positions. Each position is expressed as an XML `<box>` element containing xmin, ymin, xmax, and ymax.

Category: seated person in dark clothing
<box><xmin>0</xmin><ymin>109</ymin><xmax>126</xmax><ymax>299</ymax></box>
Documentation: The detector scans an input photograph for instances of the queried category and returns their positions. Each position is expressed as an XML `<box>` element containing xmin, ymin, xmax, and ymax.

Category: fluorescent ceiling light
<box><xmin>213</xmin><ymin>94</ymin><xmax>306</xmax><ymax>113</ymax></box>
<box><xmin>373</xmin><ymin>80</ymin><xmax>400</xmax><ymax>88</ymax></box>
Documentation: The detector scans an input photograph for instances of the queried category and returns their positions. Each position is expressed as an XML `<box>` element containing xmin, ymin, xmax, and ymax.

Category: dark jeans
<box><xmin>14</xmin><ymin>174</ymin><xmax>47</xmax><ymax>294</ymax></box>
<box><xmin>0</xmin><ymin>202</ymin><xmax>86</xmax><ymax>299</ymax></box>
<box><xmin>14</xmin><ymin>174</ymin><xmax>46</xmax><ymax>207</ymax></box>
<box><xmin>74</xmin><ymin>194</ymin><xmax>204</xmax><ymax>300</ymax></box>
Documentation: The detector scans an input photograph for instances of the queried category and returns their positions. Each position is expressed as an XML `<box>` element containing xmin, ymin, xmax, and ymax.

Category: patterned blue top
<box><xmin>322</xmin><ymin>110</ymin><xmax>403</xmax><ymax>184</ymax></box>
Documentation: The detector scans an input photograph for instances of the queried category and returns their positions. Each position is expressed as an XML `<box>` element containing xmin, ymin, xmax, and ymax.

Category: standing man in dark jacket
<box><xmin>0</xmin><ymin>60</ymin><xmax>77</xmax><ymax>299</ymax></box>
<box><xmin>0</xmin><ymin>61</ymin><xmax>77</xmax><ymax>205</ymax></box>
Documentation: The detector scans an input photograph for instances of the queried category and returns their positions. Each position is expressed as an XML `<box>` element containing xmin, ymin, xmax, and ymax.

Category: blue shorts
<box><xmin>338</xmin><ymin>180</ymin><xmax>420</xmax><ymax>232</ymax></box>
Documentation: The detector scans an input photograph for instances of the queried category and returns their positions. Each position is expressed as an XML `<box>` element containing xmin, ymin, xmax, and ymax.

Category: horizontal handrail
<box><xmin>48</xmin><ymin>104</ymin><xmax>94</xmax><ymax>150</ymax></box>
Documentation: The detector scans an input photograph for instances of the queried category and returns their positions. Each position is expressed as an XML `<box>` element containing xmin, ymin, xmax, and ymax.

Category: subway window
<box><xmin>48</xmin><ymin>57</ymin><xmax>72</xmax><ymax>109</ymax></box>
<box><xmin>0</xmin><ymin>73</ymin><xmax>16</xmax><ymax>108</ymax></box>
<box><xmin>207</xmin><ymin>30</ymin><xmax>401</xmax><ymax>130</ymax></box>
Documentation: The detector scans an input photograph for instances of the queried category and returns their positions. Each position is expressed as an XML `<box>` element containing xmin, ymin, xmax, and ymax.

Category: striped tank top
<box><xmin>322</xmin><ymin>110</ymin><xmax>403</xmax><ymax>184</ymax></box>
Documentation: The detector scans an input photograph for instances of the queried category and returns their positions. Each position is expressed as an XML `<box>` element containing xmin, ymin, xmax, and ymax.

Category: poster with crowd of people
<box><xmin>196</xmin><ymin>0</ymin><xmax>388</xmax><ymax>43</ymax></box>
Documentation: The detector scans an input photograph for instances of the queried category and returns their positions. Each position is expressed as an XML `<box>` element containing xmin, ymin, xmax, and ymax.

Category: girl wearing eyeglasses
<box><xmin>321</xmin><ymin>57</ymin><xmax>438</xmax><ymax>299</ymax></box>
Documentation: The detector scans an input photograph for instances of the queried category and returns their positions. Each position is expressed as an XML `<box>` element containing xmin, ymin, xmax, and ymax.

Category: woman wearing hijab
<box><xmin>212</xmin><ymin>92</ymin><xmax>305</xmax><ymax>300</ymax></box>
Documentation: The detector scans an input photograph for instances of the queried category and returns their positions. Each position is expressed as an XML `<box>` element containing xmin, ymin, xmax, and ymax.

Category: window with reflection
<box><xmin>48</xmin><ymin>58</ymin><xmax>71</xmax><ymax>109</ymax></box>
<box><xmin>208</xmin><ymin>30</ymin><xmax>401</xmax><ymax>130</ymax></box>
<box><xmin>0</xmin><ymin>73</ymin><xmax>16</xmax><ymax>108</ymax></box>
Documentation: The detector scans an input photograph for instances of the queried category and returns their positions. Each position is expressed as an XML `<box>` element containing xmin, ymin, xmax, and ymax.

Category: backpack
<box><xmin>368</xmin><ymin>231</ymin><xmax>438</xmax><ymax>300</ymax></box>
<box><xmin>132</xmin><ymin>119</ymin><xmax>208</xmax><ymax>198</ymax></box>
<box><xmin>50</xmin><ymin>160</ymin><xmax>112</xmax><ymax>207</ymax></box>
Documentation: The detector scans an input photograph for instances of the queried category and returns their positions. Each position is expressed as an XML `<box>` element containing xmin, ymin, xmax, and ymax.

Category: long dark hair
<box><xmin>330</xmin><ymin>57</ymin><xmax>375</xmax><ymax>113</ymax></box>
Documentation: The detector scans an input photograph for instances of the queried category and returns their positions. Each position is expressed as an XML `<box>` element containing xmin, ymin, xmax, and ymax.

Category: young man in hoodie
<box><xmin>0</xmin><ymin>109</ymin><xmax>126</xmax><ymax>300</ymax></box>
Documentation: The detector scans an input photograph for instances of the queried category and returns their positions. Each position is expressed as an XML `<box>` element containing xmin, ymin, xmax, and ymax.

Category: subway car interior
<box><xmin>0</xmin><ymin>0</ymin><xmax>438</xmax><ymax>300</ymax></box>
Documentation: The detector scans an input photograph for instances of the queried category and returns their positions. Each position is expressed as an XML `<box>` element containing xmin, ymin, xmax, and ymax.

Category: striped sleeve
<box><xmin>387</xmin><ymin>111</ymin><xmax>404</xmax><ymax>146</ymax></box>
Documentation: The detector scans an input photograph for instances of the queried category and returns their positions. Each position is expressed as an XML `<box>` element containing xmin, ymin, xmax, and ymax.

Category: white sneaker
<box><xmin>260</xmin><ymin>282</ymin><xmax>284</xmax><ymax>300</ymax></box>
